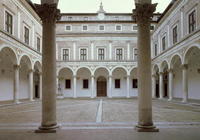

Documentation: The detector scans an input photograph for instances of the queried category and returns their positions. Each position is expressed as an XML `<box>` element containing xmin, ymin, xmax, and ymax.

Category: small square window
<box><xmin>132</xmin><ymin>79</ymin><xmax>138</xmax><ymax>88</ymax></box>
<box><xmin>66</xmin><ymin>25</ymin><xmax>71</xmax><ymax>31</ymax></box>
<box><xmin>99</xmin><ymin>25</ymin><xmax>105</xmax><ymax>31</ymax></box>
<box><xmin>116</xmin><ymin>25</ymin><xmax>122</xmax><ymax>31</ymax></box>
<box><xmin>115</xmin><ymin>79</ymin><xmax>120</xmax><ymax>88</ymax></box>
<box><xmin>65</xmin><ymin>79</ymin><xmax>71</xmax><ymax>89</ymax></box>
<box><xmin>82</xmin><ymin>25</ymin><xmax>88</xmax><ymax>31</ymax></box>
<box><xmin>83</xmin><ymin>79</ymin><xmax>89</xmax><ymax>89</ymax></box>
<box><xmin>133</xmin><ymin>25</ymin><xmax>138</xmax><ymax>31</ymax></box>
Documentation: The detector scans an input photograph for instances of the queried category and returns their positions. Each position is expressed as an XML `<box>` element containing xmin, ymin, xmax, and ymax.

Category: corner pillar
<box><xmin>13</xmin><ymin>65</ymin><xmax>20</xmax><ymax>104</ymax></box>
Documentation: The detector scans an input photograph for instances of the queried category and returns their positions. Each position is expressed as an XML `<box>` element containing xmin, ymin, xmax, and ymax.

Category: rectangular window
<box><xmin>132</xmin><ymin>25</ymin><xmax>138</xmax><ymax>31</ymax></box>
<box><xmin>154</xmin><ymin>44</ymin><xmax>158</xmax><ymax>56</ymax></box>
<box><xmin>132</xmin><ymin>79</ymin><xmax>138</xmax><ymax>88</ymax></box>
<box><xmin>116</xmin><ymin>48</ymin><xmax>123</xmax><ymax>60</ymax></box>
<box><xmin>116</xmin><ymin>25</ymin><xmax>122</xmax><ymax>31</ymax></box>
<box><xmin>188</xmin><ymin>10</ymin><xmax>196</xmax><ymax>34</ymax></box>
<box><xmin>99</xmin><ymin>25</ymin><xmax>105</xmax><ymax>31</ymax></box>
<box><xmin>162</xmin><ymin>36</ymin><xmax>166</xmax><ymax>51</ymax></box>
<box><xmin>63</xmin><ymin>49</ymin><xmax>69</xmax><ymax>61</ymax></box>
<box><xmin>37</xmin><ymin>37</ymin><xmax>40</xmax><ymax>52</ymax></box>
<box><xmin>173</xmin><ymin>26</ymin><xmax>178</xmax><ymax>44</ymax></box>
<box><xmin>80</xmin><ymin>49</ymin><xmax>87</xmax><ymax>60</ymax></box>
<box><xmin>115</xmin><ymin>79</ymin><xmax>120</xmax><ymax>88</ymax></box>
<box><xmin>150</xmin><ymin>25</ymin><xmax>155</xmax><ymax>30</ymax></box>
<box><xmin>82</xmin><ymin>25</ymin><xmax>88</xmax><ymax>31</ymax></box>
<box><xmin>5</xmin><ymin>11</ymin><xmax>13</xmax><ymax>34</ymax></box>
<box><xmin>66</xmin><ymin>25</ymin><xmax>71</xmax><ymax>31</ymax></box>
<box><xmin>24</xmin><ymin>26</ymin><xmax>29</xmax><ymax>45</ymax></box>
<box><xmin>98</xmin><ymin>48</ymin><xmax>105</xmax><ymax>60</ymax></box>
<box><xmin>83</xmin><ymin>79</ymin><xmax>89</xmax><ymax>89</ymax></box>
<box><xmin>134</xmin><ymin>48</ymin><xmax>138</xmax><ymax>60</ymax></box>
<box><xmin>65</xmin><ymin>79</ymin><xmax>71</xmax><ymax>89</ymax></box>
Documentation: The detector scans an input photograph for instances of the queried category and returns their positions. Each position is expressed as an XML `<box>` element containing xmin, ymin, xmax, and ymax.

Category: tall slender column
<box><xmin>91</xmin><ymin>75</ymin><xmax>95</xmax><ymax>98</ymax></box>
<box><xmin>126</xmin><ymin>75</ymin><xmax>130</xmax><ymax>98</ymax></box>
<box><xmin>91</xmin><ymin>41</ymin><xmax>94</xmax><ymax>60</ymax></box>
<box><xmin>109</xmin><ymin>41</ymin><xmax>112</xmax><ymax>60</ymax></box>
<box><xmin>73</xmin><ymin>41</ymin><xmax>76</xmax><ymax>61</ymax></box>
<box><xmin>35</xmin><ymin>3</ymin><xmax>60</xmax><ymax>133</ymax></box>
<box><xmin>108</xmin><ymin>75</ymin><xmax>112</xmax><ymax>98</ymax></box>
<box><xmin>13</xmin><ymin>65</ymin><xmax>20</xmax><ymax>104</ymax></box>
<box><xmin>39</xmin><ymin>72</ymin><xmax>42</xmax><ymax>100</ymax></box>
<box><xmin>182</xmin><ymin>64</ymin><xmax>188</xmax><ymax>103</ymax></box>
<box><xmin>159</xmin><ymin>72</ymin><xmax>164</xmax><ymax>99</ymax></box>
<box><xmin>152</xmin><ymin>74</ymin><xmax>156</xmax><ymax>98</ymax></box>
<box><xmin>168</xmin><ymin>69</ymin><xmax>173</xmax><ymax>101</ymax></box>
<box><xmin>29</xmin><ymin>69</ymin><xmax>34</xmax><ymax>101</ymax></box>
<box><xmin>73</xmin><ymin>75</ymin><xmax>77</xmax><ymax>98</ymax></box>
<box><xmin>134</xmin><ymin>1</ymin><xmax>158</xmax><ymax>132</ymax></box>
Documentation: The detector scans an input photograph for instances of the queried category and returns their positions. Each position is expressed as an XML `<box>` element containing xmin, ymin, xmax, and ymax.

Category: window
<box><xmin>134</xmin><ymin>48</ymin><xmax>138</xmax><ymax>60</ymax></box>
<box><xmin>66</xmin><ymin>25</ymin><xmax>71</xmax><ymax>31</ymax></box>
<box><xmin>162</xmin><ymin>36</ymin><xmax>166</xmax><ymax>51</ymax></box>
<box><xmin>132</xmin><ymin>79</ymin><xmax>138</xmax><ymax>88</ymax></box>
<box><xmin>82</xmin><ymin>25</ymin><xmax>88</xmax><ymax>31</ymax></box>
<box><xmin>188</xmin><ymin>10</ymin><xmax>196</xmax><ymax>33</ymax></box>
<box><xmin>24</xmin><ymin>26</ymin><xmax>29</xmax><ymax>45</ymax></box>
<box><xmin>5</xmin><ymin>11</ymin><xmax>13</xmax><ymax>34</ymax></box>
<box><xmin>65</xmin><ymin>79</ymin><xmax>71</xmax><ymax>89</ymax></box>
<box><xmin>132</xmin><ymin>25</ymin><xmax>138</xmax><ymax>31</ymax></box>
<box><xmin>115</xmin><ymin>79</ymin><xmax>120</xmax><ymax>88</ymax></box>
<box><xmin>172</xmin><ymin>25</ymin><xmax>178</xmax><ymax>44</ymax></box>
<box><xmin>83</xmin><ymin>79</ymin><xmax>89</xmax><ymax>89</ymax></box>
<box><xmin>80</xmin><ymin>48</ymin><xmax>87</xmax><ymax>60</ymax></box>
<box><xmin>37</xmin><ymin>37</ymin><xmax>41</xmax><ymax>52</ymax></box>
<box><xmin>98</xmin><ymin>48</ymin><xmax>105</xmax><ymax>60</ymax></box>
<box><xmin>116</xmin><ymin>25</ymin><xmax>122</xmax><ymax>31</ymax></box>
<box><xmin>63</xmin><ymin>49</ymin><xmax>69</xmax><ymax>61</ymax></box>
<box><xmin>99</xmin><ymin>25</ymin><xmax>105</xmax><ymax>31</ymax></box>
<box><xmin>150</xmin><ymin>25</ymin><xmax>155</xmax><ymax>30</ymax></box>
<box><xmin>116</xmin><ymin>48</ymin><xmax>123</xmax><ymax>60</ymax></box>
<box><xmin>154</xmin><ymin>44</ymin><xmax>158</xmax><ymax>56</ymax></box>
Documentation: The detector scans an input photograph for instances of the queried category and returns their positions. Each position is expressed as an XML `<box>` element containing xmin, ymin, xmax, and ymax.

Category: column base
<box><xmin>14</xmin><ymin>100</ymin><xmax>21</xmax><ymax>104</ymax></box>
<box><xmin>35</xmin><ymin>124</ymin><xmax>60</xmax><ymax>133</ymax></box>
<box><xmin>135</xmin><ymin>125</ymin><xmax>159</xmax><ymax>132</ymax></box>
<box><xmin>182</xmin><ymin>99</ymin><xmax>188</xmax><ymax>103</ymax></box>
<box><xmin>168</xmin><ymin>98</ymin><xmax>172</xmax><ymax>101</ymax></box>
<box><xmin>57</xmin><ymin>94</ymin><xmax>64</xmax><ymax>99</ymax></box>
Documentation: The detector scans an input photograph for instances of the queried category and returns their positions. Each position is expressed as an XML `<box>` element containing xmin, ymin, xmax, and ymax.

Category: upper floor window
<box><xmin>188</xmin><ymin>10</ymin><xmax>196</xmax><ymax>34</ymax></box>
<box><xmin>99</xmin><ymin>25</ymin><xmax>105</xmax><ymax>31</ymax></box>
<box><xmin>116</xmin><ymin>25</ymin><xmax>122</xmax><ymax>31</ymax></box>
<box><xmin>132</xmin><ymin>25</ymin><xmax>138</xmax><ymax>31</ymax></box>
<box><xmin>5</xmin><ymin>11</ymin><xmax>13</xmax><ymax>34</ymax></box>
<box><xmin>37</xmin><ymin>37</ymin><xmax>41</xmax><ymax>52</ymax></box>
<box><xmin>116</xmin><ymin>48</ymin><xmax>123</xmax><ymax>60</ymax></box>
<box><xmin>98</xmin><ymin>48</ymin><xmax>105</xmax><ymax>60</ymax></box>
<box><xmin>162</xmin><ymin>36</ymin><xmax>166</xmax><ymax>51</ymax></box>
<box><xmin>150</xmin><ymin>25</ymin><xmax>155</xmax><ymax>30</ymax></box>
<box><xmin>154</xmin><ymin>44</ymin><xmax>158</xmax><ymax>57</ymax></box>
<box><xmin>24</xmin><ymin>26</ymin><xmax>29</xmax><ymax>45</ymax></box>
<box><xmin>66</xmin><ymin>25</ymin><xmax>72</xmax><ymax>31</ymax></box>
<box><xmin>134</xmin><ymin>48</ymin><xmax>138</xmax><ymax>60</ymax></box>
<box><xmin>82</xmin><ymin>25</ymin><xmax>88</xmax><ymax>31</ymax></box>
<box><xmin>63</xmin><ymin>49</ymin><xmax>69</xmax><ymax>61</ymax></box>
<box><xmin>80</xmin><ymin>48</ymin><xmax>87</xmax><ymax>60</ymax></box>
<box><xmin>172</xmin><ymin>25</ymin><xmax>178</xmax><ymax>44</ymax></box>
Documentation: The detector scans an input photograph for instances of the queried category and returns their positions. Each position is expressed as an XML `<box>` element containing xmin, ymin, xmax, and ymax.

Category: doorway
<box><xmin>97</xmin><ymin>76</ymin><xmax>107</xmax><ymax>97</ymax></box>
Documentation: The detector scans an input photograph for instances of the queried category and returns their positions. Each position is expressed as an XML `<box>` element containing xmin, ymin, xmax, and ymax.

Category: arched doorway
<box><xmin>97</xmin><ymin>76</ymin><xmax>107</xmax><ymax>97</ymax></box>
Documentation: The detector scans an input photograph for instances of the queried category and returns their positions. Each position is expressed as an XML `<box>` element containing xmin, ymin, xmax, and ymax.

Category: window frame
<box><xmin>115</xmin><ymin>48</ymin><xmax>124</xmax><ymax>61</ymax></box>
<box><xmin>62</xmin><ymin>48</ymin><xmax>70</xmax><ymax>61</ymax></box>
<box><xmin>36</xmin><ymin>36</ymin><xmax>41</xmax><ymax>52</ymax></box>
<box><xmin>82</xmin><ymin>24</ymin><xmax>88</xmax><ymax>31</ymax></box>
<box><xmin>161</xmin><ymin>35</ymin><xmax>166</xmax><ymax>51</ymax></box>
<box><xmin>83</xmin><ymin>79</ymin><xmax>89</xmax><ymax>89</ymax></box>
<box><xmin>97</xmin><ymin>48</ymin><xmax>105</xmax><ymax>60</ymax></box>
<box><xmin>115</xmin><ymin>24</ymin><xmax>122</xmax><ymax>31</ymax></box>
<box><xmin>65</xmin><ymin>25</ymin><xmax>72</xmax><ymax>31</ymax></box>
<box><xmin>23</xmin><ymin>24</ymin><xmax>30</xmax><ymax>45</ymax></box>
<box><xmin>133</xmin><ymin>48</ymin><xmax>138</xmax><ymax>60</ymax></box>
<box><xmin>4</xmin><ymin>10</ymin><xmax>14</xmax><ymax>35</ymax></box>
<box><xmin>65</xmin><ymin>79</ymin><xmax>71</xmax><ymax>89</ymax></box>
<box><xmin>154</xmin><ymin>43</ymin><xmax>158</xmax><ymax>57</ymax></box>
<box><xmin>172</xmin><ymin>24</ymin><xmax>178</xmax><ymax>44</ymax></box>
<box><xmin>188</xmin><ymin>9</ymin><xmax>197</xmax><ymax>34</ymax></box>
<box><xmin>115</xmin><ymin>79</ymin><xmax>121</xmax><ymax>89</ymax></box>
<box><xmin>79</xmin><ymin>48</ymin><xmax>88</xmax><ymax>61</ymax></box>
<box><xmin>98</xmin><ymin>24</ymin><xmax>105</xmax><ymax>31</ymax></box>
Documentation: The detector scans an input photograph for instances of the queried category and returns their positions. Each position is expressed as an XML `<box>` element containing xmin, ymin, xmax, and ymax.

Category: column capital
<box><xmin>73</xmin><ymin>75</ymin><xmax>77</xmax><ymax>78</ymax></box>
<box><xmin>167</xmin><ymin>69</ymin><xmax>173</xmax><ymax>73</ymax></box>
<box><xmin>159</xmin><ymin>72</ymin><xmax>164</xmax><ymax>75</ymax></box>
<box><xmin>35</xmin><ymin>3</ymin><xmax>61</xmax><ymax>23</ymax></box>
<box><xmin>13</xmin><ymin>65</ymin><xmax>20</xmax><ymax>70</ymax></box>
<box><xmin>108</xmin><ymin>75</ymin><xmax>112</xmax><ymax>78</ymax></box>
<box><xmin>133</xmin><ymin>3</ymin><xmax>157</xmax><ymax>22</ymax></box>
<box><xmin>29</xmin><ymin>69</ymin><xmax>34</xmax><ymax>73</ymax></box>
<box><xmin>91</xmin><ymin>75</ymin><xmax>95</xmax><ymax>78</ymax></box>
<box><xmin>181</xmin><ymin>64</ymin><xmax>188</xmax><ymax>70</ymax></box>
<box><xmin>152</xmin><ymin>74</ymin><xmax>157</xmax><ymax>77</ymax></box>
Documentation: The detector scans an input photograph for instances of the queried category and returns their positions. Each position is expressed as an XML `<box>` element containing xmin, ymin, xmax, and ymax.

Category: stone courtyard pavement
<box><xmin>0</xmin><ymin>98</ymin><xmax>200</xmax><ymax>140</ymax></box>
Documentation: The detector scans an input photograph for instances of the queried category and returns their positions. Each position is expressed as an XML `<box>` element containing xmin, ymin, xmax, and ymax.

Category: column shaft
<box><xmin>14</xmin><ymin>65</ymin><xmax>20</xmax><ymax>103</ymax></box>
<box><xmin>152</xmin><ymin>75</ymin><xmax>156</xmax><ymax>98</ymax></box>
<box><xmin>168</xmin><ymin>70</ymin><xmax>173</xmax><ymax>101</ymax></box>
<box><xmin>29</xmin><ymin>70</ymin><xmax>34</xmax><ymax>101</ymax></box>
<box><xmin>182</xmin><ymin>64</ymin><xmax>188</xmax><ymax>102</ymax></box>
<box><xmin>159</xmin><ymin>72</ymin><xmax>164</xmax><ymax>99</ymax></box>
<box><xmin>39</xmin><ymin>73</ymin><xmax>42</xmax><ymax>100</ymax></box>
<box><xmin>126</xmin><ymin>75</ymin><xmax>130</xmax><ymax>98</ymax></box>
<box><xmin>91</xmin><ymin>76</ymin><xmax>95</xmax><ymax>98</ymax></box>
<box><xmin>73</xmin><ymin>76</ymin><xmax>77</xmax><ymax>98</ymax></box>
<box><xmin>108</xmin><ymin>75</ymin><xmax>112</xmax><ymax>98</ymax></box>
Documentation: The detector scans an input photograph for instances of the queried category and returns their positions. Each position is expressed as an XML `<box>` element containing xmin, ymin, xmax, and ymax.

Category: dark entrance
<box><xmin>97</xmin><ymin>76</ymin><xmax>107</xmax><ymax>97</ymax></box>
<box><xmin>163</xmin><ymin>72</ymin><xmax>168</xmax><ymax>98</ymax></box>
<box><xmin>35</xmin><ymin>85</ymin><xmax>39</xmax><ymax>98</ymax></box>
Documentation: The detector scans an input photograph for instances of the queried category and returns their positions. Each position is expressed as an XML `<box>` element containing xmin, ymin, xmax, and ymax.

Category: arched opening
<box><xmin>0</xmin><ymin>47</ymin><xmax>17</xmax><ymax>101</ymax></box>
<box><xmin>33</xmin><ymin>61</ymin><xmax>41</xmax><ymax>99</ymax></box>
<box><xmin>97</xmin><ymin>76</ymin><xmax>107</xmax><ymax>97</ymax></box>
<box><xmin>161</xmin><ymin>61</ymin><xmax>169</xmax><ymax>98</ymax></box>
<box><xmin>184</xmin><ymin>47</ymin><xmax>200</xmax><ymax>100</ymax></box>
<box><xmin>153</xmin><ymin>65</ymin><xmax>159</xmax><ymax>98</ymax></box>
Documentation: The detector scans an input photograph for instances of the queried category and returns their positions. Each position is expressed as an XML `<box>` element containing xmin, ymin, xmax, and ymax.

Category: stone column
<box><xmin>152</xmin><ymin>74</ymin><xmax>156</xmax><ymax>98</ymax></box>
<box><xmin>126</xmin><ymin>75</ymin><xmax>130</xmax><ymax>98</ymax></box>
<box><xmin>159</xmin><ymin>72</ymin><xmax>164</xmax><ymax>99</ymax></box>
<box><xmin>108</xmin><ymin>75</ymin><xmax>112</xmax><ymax>98</ymax></box>
<box><xmin>91</xmin><ymin>75</ymin><xmax>95</xmax><ymax>98</ymax></box>
<box><xmin>29</xmin><ymin>69</ymin><xmax>34</xmax><ymax>101</ymax></box>
<box><xmin>73</xmin><ymin>75</ymin><xmax>77</xmax><ymax>98</ymax></box>
<box><xmin>134</xmin><ymin>1</ymin><xmax>158</xmax><ymax>132</ymax></box>
<box><xmin>168</xmin><ymin>69</ymin><xmax>173</xmax><ymax>101</ymax></box>
<box><xmin>13</xmin><ymin>65</ymin><xmax>20</xmax><ymax>104</ymax></box>
<box><xmin>39</xmin><ymin>72</ymin><xmax>42</xmax><ymax>100</ymax></box>
<box><xmin>109</xmin><ymin>41</ymin><xmax>112</xmax><ymax>60</ymax></box>
<box><xmin>35</xmin><ymin>3</ymin><xmax>60</xmax><ymax>133</ymax></box>
<box><xmin>182</xmin><ymin>64</ymin><xmax>188</xmax><ymax>103</ymax></box>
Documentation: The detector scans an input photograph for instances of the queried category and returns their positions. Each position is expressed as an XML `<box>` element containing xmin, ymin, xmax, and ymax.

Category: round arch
<box><xmin>160</xmin><ymin>60</ymin><xmax>169</xmax><ymax>72</ymax></box>
<box><xmin>19</xmin><ymin>54</ymin><xmax>33</xmax><ymax>69</ymax></box>
<box><xmin>58</xmin><ymin>66</ymin><xmax>74</xmax><ymax>76</ymax></box>
<box><xmin>93</xmin><ymin>66</ymin><xmax>110</xmax><ymax>76</ymax></box>
<box><xmin>0</xmin><ymin>46</ymin><xmax>18</xmax><ymax>64</ymax></box>
<box><xmin>111</xmin><ymin>66</ymin><xmax>128</xmax><ymax>75</ymax></box>
<box><xmin>33</xmin><ymin>61</ymin><xmax>42</xmax><ymax>72</ymax></box>
<box><xmin>183</xmin><ymin>45</ymin><xmax>200</xmax><ymax>64</ymax></box>
<box><xmin>152</xmin><ymin>64</ymin><xmax>159</xmax><ymax>74</ymax></box>
<box><xmin>170</xmin><ymin>54</ymin><xmax>182</xmax><ymax>69</ymax></box>
<box><xmin>75</xmin><ymin>66</ymin><xmax>92</xmax><ymax>75</ymax></box>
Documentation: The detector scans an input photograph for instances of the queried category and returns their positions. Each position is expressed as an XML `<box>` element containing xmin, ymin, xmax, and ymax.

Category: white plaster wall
<box><xmin>173</xmin><ymin>67</ymin><xmax>182</xmax><ymax>99</ymax></box>
<box><xmin>19</xmin><ymin>66</ymin><xmax>29</xmax><ymax>99</ymax></box>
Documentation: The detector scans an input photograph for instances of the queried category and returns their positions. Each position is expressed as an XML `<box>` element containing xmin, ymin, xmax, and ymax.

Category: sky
<box><xmin>31</xmin><ymin>0</ymin><xmax>171</xmax><ymax>13</ymax></box>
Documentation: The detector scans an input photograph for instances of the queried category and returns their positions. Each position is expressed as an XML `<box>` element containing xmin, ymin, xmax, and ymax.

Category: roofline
<box><xmin>60</xmin><ymin>13</ymin><xmax>162</xmax><ymax>16</ymax></box>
